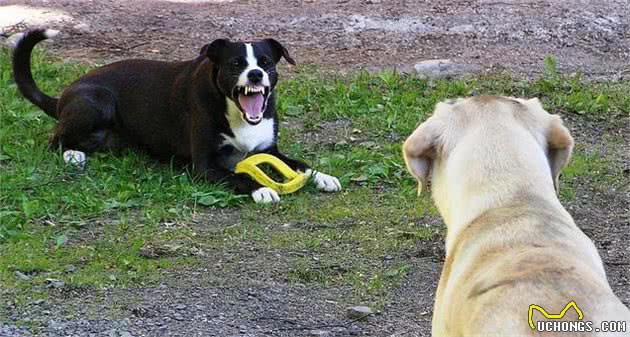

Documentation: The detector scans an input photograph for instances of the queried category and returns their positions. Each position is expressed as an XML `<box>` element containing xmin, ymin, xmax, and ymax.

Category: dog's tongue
<box><xmin>238</xmin><ymin>93</ymin><xmax>264</xmax><ymax>119</ymax></box>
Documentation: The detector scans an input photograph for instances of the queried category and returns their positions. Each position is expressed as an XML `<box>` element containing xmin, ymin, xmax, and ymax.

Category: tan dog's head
<box><xmin>402</xmin><ymin>96</ymin><xmax>573</xmax><ymax>223</ymax></box>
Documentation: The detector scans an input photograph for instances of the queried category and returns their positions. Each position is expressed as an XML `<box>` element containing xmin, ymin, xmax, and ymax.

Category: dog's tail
<box><xmin>12</xmin><ymin>29</ymin><xmax>61</xmax><ymax>118</ymax></box>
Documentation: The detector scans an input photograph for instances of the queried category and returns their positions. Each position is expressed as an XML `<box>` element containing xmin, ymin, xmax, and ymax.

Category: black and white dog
<box><xmin>12</xmin><ymin>29</ymin><xmax>341</xmax><ymax>203</ymax></box>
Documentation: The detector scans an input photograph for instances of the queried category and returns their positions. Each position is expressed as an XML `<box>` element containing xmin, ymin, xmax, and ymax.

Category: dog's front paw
<box><xmin>252</xmin><ymin>187</ymin><xmax>281</xmax><ymax>204</ymax></box>
<box><xmin>306</xmin><ymin>170</ymin><xmax>342</xmax><ymax>192</ymax></box>
<box><xmin>63</xmin><ymin>150</ymin><xmax>86</xmax><ymax>169</ymax></box>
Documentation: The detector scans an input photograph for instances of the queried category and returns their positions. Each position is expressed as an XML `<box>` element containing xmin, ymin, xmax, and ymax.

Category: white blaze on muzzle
<box><xmin>236</xmin><ymin>43</ymin><xmax>270</xmax><ymax>122</ymax></box>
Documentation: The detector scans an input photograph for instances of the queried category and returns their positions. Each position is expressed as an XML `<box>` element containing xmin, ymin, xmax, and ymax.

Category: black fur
<box><xmin>12</xmin><ymin>29</ymin><xmax>59</xmax><ymax>117</ymax></box>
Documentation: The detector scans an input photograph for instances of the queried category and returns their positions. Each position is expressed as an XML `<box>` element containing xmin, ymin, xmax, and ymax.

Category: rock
<box><xmin>15</xmin><ymin>271</ymin><xmax>30</xmax><ymax>280</ymax></box>
<box><xmin>173</xmin><ymin>313</ymin><xmax>185</xmax><ymax>321</ymax></box>
<box><xmin>175</xmin><ymin>304</ymin><xmax>187</xmax><ymax>310</ymax></box>
<box><xmin>346</xmin><ymin>306</ymin><xmax>373</xmax><ymax>320</ymax></box>
<box><xmin>308</xmin><ymin>330</ymin><xmax>333</xmax><ymax>337</ymax></box>
<box><xmin>45</xmin><ymin>278</ymin><xmax>65</xmax><ymax>288</ymax></box>
<box><xmin>331</xmin><ymin>326</ymin><xmax>348</xmax><ymax>335</ymax></box>
<box><xmin>414</xmin><ymin>59</ymin><xmax>479</xmax><ymax>79</ymax></box>
<box><xmin>65</xmin><ymin>264</ymin><xmax>77</xmax><ymax>273</ymax></box>
<box><xmin>73</xmin><ymin>23</ymin><xmax>91</xmax><ymax>32</ymax></box>
<box><xmin>348</xmin><ymin>325</ymin><xmax>362</xmax><ymax>335</ymax></box>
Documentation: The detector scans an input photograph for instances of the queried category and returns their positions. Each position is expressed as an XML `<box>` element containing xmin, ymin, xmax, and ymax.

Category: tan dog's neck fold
<box><xmin>442</xmin><ymin>184</ymin><xmax>568</xmax><ymax>256</ymax></box>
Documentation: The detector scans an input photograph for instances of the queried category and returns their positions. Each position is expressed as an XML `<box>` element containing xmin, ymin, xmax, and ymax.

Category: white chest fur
<box><xmin>221</xmin><ymin>99</ymin><xmax>275</xmax><ymax>154</ymax></box>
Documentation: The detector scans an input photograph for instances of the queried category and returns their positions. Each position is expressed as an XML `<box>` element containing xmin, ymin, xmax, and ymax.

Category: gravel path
<box><xmin>1</xmin><ymin>0</ymin><xmax>629</xmax><ymax>78</ymax></box>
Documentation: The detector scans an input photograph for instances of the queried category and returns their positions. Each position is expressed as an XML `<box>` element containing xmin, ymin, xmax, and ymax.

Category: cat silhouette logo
<box><xmin>528</xmin><ymin>301</ymin><xmax>584</xmax><ymax>330</ymax></box>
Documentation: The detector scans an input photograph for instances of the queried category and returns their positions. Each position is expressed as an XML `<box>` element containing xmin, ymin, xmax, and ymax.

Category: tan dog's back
<box><xmin>403</xmin><ymin>96</ymin><xmax>630</xmax><ymax>336</ymax></box>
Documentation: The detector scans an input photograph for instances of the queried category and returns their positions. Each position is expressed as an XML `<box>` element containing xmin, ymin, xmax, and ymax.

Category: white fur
<box><xmin>63</xmin><ymin>150</ymin><xmax>86</xmax><ymax>168</ymax></box>
<box><xmin>251</xmin><ymin>187</ymin><xmax>280</xmax><ymax>203</ymax></box>
<box><xmin>6</xmin><ymin>29</ymin><xmax>59</xmax><ymax>49</ymax></box>
<box><xmin>221</xmin><ymin>98</ymin><xmax>275</xmax><ymax>155</ymax></box>
<box><xmin>304</xmin><ymin>169</ymin><xmax>342</xmax><ymax>192</ymax></box>
<box><xmin>236</xmin><ymin>43</ymin><xmax>270</xmax><ymax>87</ymax></box>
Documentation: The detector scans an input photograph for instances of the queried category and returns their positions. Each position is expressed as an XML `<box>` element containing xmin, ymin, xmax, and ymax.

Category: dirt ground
<box><xmin>1</xmin><ymin>1</ymin><xmax>629</xmax><ymax>337</ymax></box>
<box><xmin>1</xmin><ymin>0</ymin><xmax>629</xmax><ymax>78</ymax></box>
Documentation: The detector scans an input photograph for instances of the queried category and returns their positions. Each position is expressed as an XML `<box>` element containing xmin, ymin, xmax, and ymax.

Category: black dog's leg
<box><xmin>49</xmin><ymin>93</ymin><xmax>115</xmax><ymax>167</ymax></box>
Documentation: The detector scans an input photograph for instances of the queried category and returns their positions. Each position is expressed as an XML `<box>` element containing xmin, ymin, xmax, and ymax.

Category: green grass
<box><xmin>1</xmin><ymin>47</ymin><xmax>629</xmax><ymax>308</ymax></box>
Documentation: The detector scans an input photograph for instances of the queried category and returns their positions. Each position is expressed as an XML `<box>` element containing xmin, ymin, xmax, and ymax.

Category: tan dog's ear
<box><xmin>403</xmin><ymin>119</ymin><xmax>440</xmax><ymax>195</ymax></box>
<box><xmin>547</xmin><ymin>115</ymin><xmax>574</xmax><ymax>194</ymax></box>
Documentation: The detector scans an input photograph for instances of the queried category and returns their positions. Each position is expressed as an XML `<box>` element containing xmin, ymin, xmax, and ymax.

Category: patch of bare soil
<box><xmin>2</xmin><ymin>0</ymin><xmax>629</xmax><ymax>78</ymax></box>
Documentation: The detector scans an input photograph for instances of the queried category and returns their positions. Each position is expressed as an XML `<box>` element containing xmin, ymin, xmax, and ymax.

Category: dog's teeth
<box><xmin>244</xmin><ymin>87</ymin><xmax>249</xmax><ymax>95</ymax></box>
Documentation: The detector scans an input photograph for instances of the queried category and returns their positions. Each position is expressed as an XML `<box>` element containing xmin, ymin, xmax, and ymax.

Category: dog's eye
<box><xmin>259</xmin><ymin>58</ymin><xmax>271</xmax><ymax>67</ymax></box>
<box><xmin>231</xmin><ymin>59</ymin><xmax>243</xmax><ymax>67</ymax></box>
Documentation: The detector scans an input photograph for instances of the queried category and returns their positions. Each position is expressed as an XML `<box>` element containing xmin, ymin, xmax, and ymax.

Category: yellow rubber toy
<box><xmin>235</xmin><ymin>153</ymin><xmax>306</xmax><ymax>194</ymax></box>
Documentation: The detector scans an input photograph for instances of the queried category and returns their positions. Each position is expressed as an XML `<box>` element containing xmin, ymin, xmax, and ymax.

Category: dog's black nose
<box><xmin>247</xmin><ymin>69</ymin><xmax>263</xmax><ymax>84</ymax></box>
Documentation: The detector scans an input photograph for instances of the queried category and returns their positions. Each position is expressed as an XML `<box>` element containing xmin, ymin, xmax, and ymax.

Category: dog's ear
<box><xmin>205</xmin><ymin>39</ymin><xmax>230</xmax><ymax>63</ymax></box>
<box><xmin>263</xmin><ymin>39</ymin><xmax>296</xmax><ymax>65</ymax></box>
<box><xmin>547</xmin><ymin>115</ymin><xmax>574</xmax><ymax>194</ymax></box>
<box><xmin>403</xmin><ymin>118</ymin><xmax>440</xmax><ymax>196</ymax></box>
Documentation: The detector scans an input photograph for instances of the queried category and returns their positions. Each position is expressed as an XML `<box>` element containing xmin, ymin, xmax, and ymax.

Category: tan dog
<box><xmin>403</xmin><ymin>96</ymin><xmax>630</xmax><ymax>337</ymax></box>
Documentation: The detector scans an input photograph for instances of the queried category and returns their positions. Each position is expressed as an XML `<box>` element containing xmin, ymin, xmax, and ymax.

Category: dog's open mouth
<box><xmin>233</xmin><ymin>85</ymin><xmax>270</xmax><ymax>124</ymax></box>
